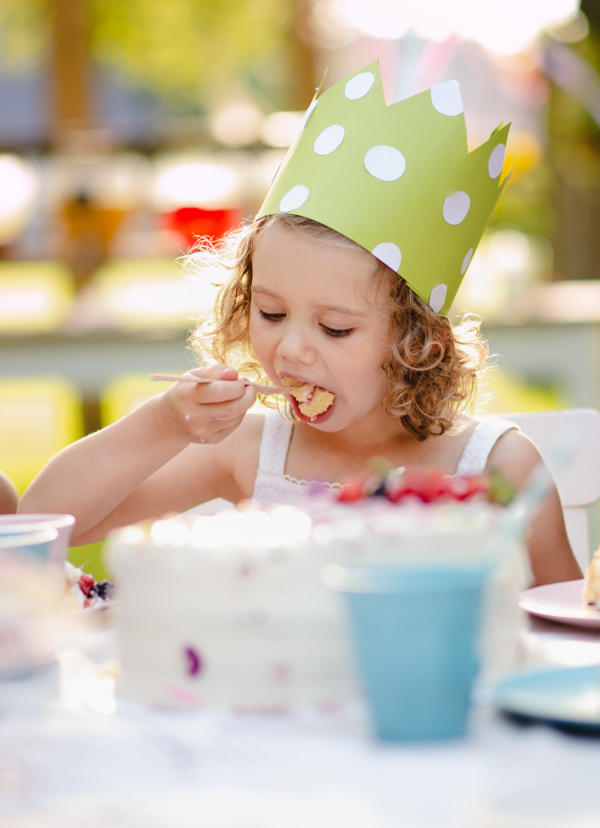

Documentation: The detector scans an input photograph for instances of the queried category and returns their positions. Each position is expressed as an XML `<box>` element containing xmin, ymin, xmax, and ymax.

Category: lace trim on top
<box><xmin>258</xmin><ymin>468</ymin><xmax>344</xmax><ymax>489</ymax></box>
<box><xmin>252</xmin><ymin>411</ymin><xmax>520</xmax><ymax>506</ymax></box>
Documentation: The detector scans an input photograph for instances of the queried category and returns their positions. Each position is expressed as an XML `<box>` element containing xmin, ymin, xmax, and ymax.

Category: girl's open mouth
<box><xmin>281</xmin><ymin>378</ymin><xmax>336</xmax><ymax>423</ymax></box>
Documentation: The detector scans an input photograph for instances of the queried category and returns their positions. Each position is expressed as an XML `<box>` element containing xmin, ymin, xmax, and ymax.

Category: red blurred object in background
<box><xmin>164</xmin><ymin>206</ymin><xmax>242</xmax><ymax>249</ymax></box>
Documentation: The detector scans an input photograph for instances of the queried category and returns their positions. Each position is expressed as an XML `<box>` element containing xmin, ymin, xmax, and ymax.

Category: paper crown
<box><xmin>256</xmin><ymin>61</ymin><xmax>510</xmax><ymax>316</ymax></box>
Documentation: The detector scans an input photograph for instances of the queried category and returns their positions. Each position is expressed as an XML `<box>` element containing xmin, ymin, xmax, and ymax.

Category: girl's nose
<box><xmin>276</xmin><ymin>326</ymin><xmax>316</xmax><ymax>365</ymax></box>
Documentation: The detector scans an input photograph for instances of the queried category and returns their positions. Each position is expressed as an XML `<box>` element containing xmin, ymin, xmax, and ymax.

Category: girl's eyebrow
<box><xmin>311</xmin><ymin>303</ymin><xmax>368</xmax><ymax>318</ymax></box>
<box><xmin>252</xmin><ymin>286</ymin><xmax>367</xmax><ymax>318</ymax></box>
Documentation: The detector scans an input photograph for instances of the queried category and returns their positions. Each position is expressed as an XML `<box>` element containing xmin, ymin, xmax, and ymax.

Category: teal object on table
<box><xmin>0</xmin><ymin>526</ymin><xmax>57</xmax><ymax>560</ymax></box>
<box><xmin>328</xmin><ymin>564</ymin><xmax>489</xmax><ymax>742</ymax></box>
<box><xmin>495</xmin><ymin>665</ymin><xmax>600</xmax><ymax>730</ymax></box>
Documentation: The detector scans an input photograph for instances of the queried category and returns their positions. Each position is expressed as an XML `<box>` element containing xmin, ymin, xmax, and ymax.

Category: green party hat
<box><xmin>257</xmin><ymin>61</ymin><xmax>510</xmax><ymax>316</ymax></box>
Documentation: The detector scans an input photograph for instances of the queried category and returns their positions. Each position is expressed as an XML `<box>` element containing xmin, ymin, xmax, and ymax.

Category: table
<box><xmin>0</xmin><ymin>612</ymin><xmax>599</xmax><ymax>828</ymax></box>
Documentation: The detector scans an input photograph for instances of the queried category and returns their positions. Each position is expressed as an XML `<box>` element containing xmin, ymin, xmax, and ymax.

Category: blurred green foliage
<box><xmin>549</xmin><ymin>29</ymin><xmax>600</xmax><ymax>192</ymax></box>
<box><xmin>69</xmin><ymin>540</ymin><xmax>108</xmax><ymax>582</ymax></box>
<box><xmin>0</xmin><ymin>0</ymin><xmax>49</xmax><ymax>73</ymax></box>
<box><xmin>89</xmin><ymin>0</ymin><xmax>296</xmax><ymax>109</ymax></box>
<box><xmin>491</xmin><ymin>162</ymin><xmax>556</xmax><ymax>238</ymax></box>
<box><xmin>0</xmin><ymin>0</ymin><xmax>297</xmax><ymax>109</ymax></box>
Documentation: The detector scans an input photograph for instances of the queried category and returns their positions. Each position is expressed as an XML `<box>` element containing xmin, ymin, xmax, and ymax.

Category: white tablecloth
<box><xmin>1</xmin><ymin>620</ymin><xmax>600</xmax><ymax>827</ymax></box>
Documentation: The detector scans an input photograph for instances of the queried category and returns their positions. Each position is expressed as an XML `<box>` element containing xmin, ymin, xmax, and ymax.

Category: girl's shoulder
<box><xmin>451</xmin><ymin>414</ymin><xmax>536</xmax><ymax>479</ymax></box>
<box><xmin>485</xmin><ymin>424</ymin><xmax>543</xmax><ymax>485</ymax></box>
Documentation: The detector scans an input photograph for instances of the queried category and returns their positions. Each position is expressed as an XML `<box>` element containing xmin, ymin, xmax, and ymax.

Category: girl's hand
<box><xmin>156</xmin><ymin>364</ymin><xmax>257</xmax><ymax>446</ymax></box>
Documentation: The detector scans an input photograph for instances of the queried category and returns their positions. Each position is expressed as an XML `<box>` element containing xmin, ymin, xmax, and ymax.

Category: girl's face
<box><xmin>249</xmin><ymin>221</ymin><xmax>392</xmax><ymax>432</ymax></box>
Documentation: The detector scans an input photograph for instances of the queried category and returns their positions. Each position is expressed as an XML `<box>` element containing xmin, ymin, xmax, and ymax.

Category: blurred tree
<box><xmin>0</xmin><ymin>0</ymin><xmax>316</xmax><ymax>140</ymax></box>
<box><xmin>0</xmin><ymin>0</ymin><xmax>49</xmax><ymax>74</ymax></box>
<box><xmin>88</xmin><ymin>0</ymin><xmax>299</xmax><ymax>111</ymax></box>
<box><xmin>548</xmin><ymin>0</ymin><xmax>600</xmax><ymax>279</ymax></box>
<box><xmin>52</xmin><ymin>0</ymin><xmax>91</xmax><ymax>137</ymax></box>
<box><xmin>490</xmin><ymin>161</ymin><xmax>556</xmax><ymax>239</ymax></box>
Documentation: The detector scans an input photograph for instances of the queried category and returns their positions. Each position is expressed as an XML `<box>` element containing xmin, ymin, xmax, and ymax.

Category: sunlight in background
<box><xmin>0</xmin><ymin>262</ymin><xmax>73</xmax><ymax>334</ymax></box>
<box><xmin>93</xmin><ymin>259</ymin><xmax>216</xmax><ymax>330</ymax></box>
<box><xmin>209</xmin><ymin>100</ymin><xmax>263</xmax><ymax>148</ymax></box>
<box><xmin>455</xmin><ymin>229</ymin><xmax>553</xmax><ymax>320</ymax></box>
<box><xmin>152</xmin><ymin>158</ymin><xmax>242</xmax><ymax>210</ymax></box>
<box><xmin>326</xmin><ymin>0</ymin><xmax>581</xmax><ymax>54</ymax></box>
<box><xmin>260</xmin><ymin>112</ymin><xmax>305</xmax><ymax>148</ymax></box>
<box><xmin>0</xmin><ymin>155</ymin><xmax>38</xmax><ymax>243</ymax></box>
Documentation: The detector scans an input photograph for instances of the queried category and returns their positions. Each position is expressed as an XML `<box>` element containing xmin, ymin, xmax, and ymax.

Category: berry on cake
<box><xmin>62</xmin><ymin>561</ymin><xmax>114</xmax><ymax>611</ymax></box>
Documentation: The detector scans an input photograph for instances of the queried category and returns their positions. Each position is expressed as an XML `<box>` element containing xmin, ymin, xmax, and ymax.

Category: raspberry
<box><xmin>450</xmin><ymin>474</ymin><xmax>490</xmax><ymax>501</ymax></box>
<box><xmin>78</xmin><ymin>573</ymin><xmax>95</xmax><ymax>597</ymax></box>
<box><xmin>336</xmin><ymin>481</ymin><xmax>365</xmax><ymax>502</ymax></box>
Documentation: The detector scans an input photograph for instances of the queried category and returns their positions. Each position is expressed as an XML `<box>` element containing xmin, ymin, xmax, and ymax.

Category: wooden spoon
<box><xmin>150</xmin><ymin>373</ymin><xmax>300</xmax><ymax>396</ymax></box>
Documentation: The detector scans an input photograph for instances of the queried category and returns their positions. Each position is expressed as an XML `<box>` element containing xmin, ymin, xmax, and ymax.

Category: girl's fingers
<box><xmin>183</xmin><ymin>384</ymin><xmax>256</xmax><ymax>443</ymax></box>
<box><xmin>205</xmin><ymin>385</ymin><xmax>256</xmax><ymax>421</ymax></box>
<box><xmin>195</xmin><ymin>380</ymin><xmax>247</xmax><ymax>404</ymax></box>
<box><xmin>186</xmin><ymin>364</ymin><xmax>238</xmax><ymax>381</ymax></box>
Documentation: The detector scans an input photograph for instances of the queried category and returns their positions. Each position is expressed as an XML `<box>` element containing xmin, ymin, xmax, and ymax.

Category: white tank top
<box><xmin>252</xmin><ymin>411</ymin><xmax>519</xmax><ymax>506</ymax></box>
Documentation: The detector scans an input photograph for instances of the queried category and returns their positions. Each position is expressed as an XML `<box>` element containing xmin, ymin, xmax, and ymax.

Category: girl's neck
<box><xmin>296</xmin><ymin>406</ymin><xmax>414</xmax><ymax>463</ymax></box>
<box><xmin>285</xmin><ymin>409</ymin><xmax>477</xmax><ymax>484</ymax></box>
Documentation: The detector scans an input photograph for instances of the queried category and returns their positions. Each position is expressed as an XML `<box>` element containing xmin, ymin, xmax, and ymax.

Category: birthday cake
<box><xmin>106</xmin><ymin>468</ymin><xmax>526</xmax><ymax>710</ymax></box>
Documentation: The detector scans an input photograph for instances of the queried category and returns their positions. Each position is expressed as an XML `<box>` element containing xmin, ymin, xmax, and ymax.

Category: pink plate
<box><xmin>519</xmin><ymin>579</ymin><xmax>600</xmax><ymax>629</ymax></box>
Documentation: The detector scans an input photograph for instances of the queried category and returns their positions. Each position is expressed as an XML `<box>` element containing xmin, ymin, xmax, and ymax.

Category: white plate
<box><xmin>518</xmin><ymin>579</ymin><xmax>600</xmax><ymax>629</ymax></box>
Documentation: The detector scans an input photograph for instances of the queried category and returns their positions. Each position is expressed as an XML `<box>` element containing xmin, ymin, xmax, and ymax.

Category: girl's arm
<box><xmin>0</xmin><ymin>470</ymin><xmax>18</xmax><ymax>514</ymax></box>
<box><xmin>18</xmin><ymin>365</ymin><xmax>257</xmax><ymax>543</ymax></box>
<box><xmin>486</xmin><ymin>429</ymin><xmax>582</xmax><ymax>585</ymax></box>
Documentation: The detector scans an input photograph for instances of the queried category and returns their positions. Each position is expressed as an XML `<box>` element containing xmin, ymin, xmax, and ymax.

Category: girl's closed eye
<box><xmin>259</xmin><ymin>309</ymin><xmax>285</xmax><ymax>322</ymax></box>
<box><xmin>321</xmin><ymin>324</ymin><xmax>354</xmax><ymax>338</ymax></box>
<box><xmin>259</xmin><ymin>307</ymin><xmax>353</xmax><ymax>337</ymax></box>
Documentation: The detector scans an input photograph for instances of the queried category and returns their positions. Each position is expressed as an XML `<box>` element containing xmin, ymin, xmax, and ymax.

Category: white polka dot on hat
<box><xmin>443</xmin><ymin>191</ymin><xmax>470</xmax><ymax>225</ymax></box>
<box><xmin>430</xmin><ymin>81</ymin><xmax>463</xmax><ymax>117</ymax></box>
<box><xmin>488</xmin><ymin>143</ymin><xmax>506</xmax><ymax>179</ymax></box>
<box><xmin>364</xmin><ymin>146</ymin><xmax>406</xmax><ymax>182</ymax></box>
<box><xmin>372</xmin><ymin>242</ymin><xmax>402</xmax><ymax>272</ymax></box>
<box><xmin>279</xmin><ymin>185</ymin><xmax>309</xmax><ymax>213</ymax></box>
<box><xmin>429</xmin><ymin>284</ymin><xmax>448</xmax><ymax>313</ymax></box>
<box><xmin>345</xmin><ymin>72</ymin><xmax>375</xmax><ymax>100</ymax></box>
<box><xmin>299</xmin><ymin>99</ymin><xmax>318</xmax><ymax>133</ymax></box>
<box><xmin>314</xmin><ymin>125</ymin><xmax>345</xmax><ymax>156</ymax></box>
<box><xmin>461</xmin><ymin>248</ymin><xmax>474</xmax><ymax>274</ymax></box>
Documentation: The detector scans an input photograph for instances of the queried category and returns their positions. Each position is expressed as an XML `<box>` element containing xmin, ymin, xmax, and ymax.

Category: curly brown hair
<box><xmin>188</xmin><ymin>214</ymin><xmax>486</xmax><ymax>441</ymax></box>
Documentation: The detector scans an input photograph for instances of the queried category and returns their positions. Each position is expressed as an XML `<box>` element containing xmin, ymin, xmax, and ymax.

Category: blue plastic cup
<box><xmin>0</xmin><ymin>526</ymin><xmax>58</xmax><ymax>560</ymax></box>
<box><xmin>0</xmin><ymin>514</ymin><xmax>74</xmax><ymax>566</ymax></box>
<box><xmin>326</xmin><ymin>563</ymin><xmax>490</xmax><ymax>742</ymax></box>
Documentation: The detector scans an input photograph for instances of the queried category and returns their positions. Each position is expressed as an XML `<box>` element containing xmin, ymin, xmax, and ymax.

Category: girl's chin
<box><xmin>288</xmin><ymin>394</ymin><xmax>337</xmax><ymax>425</ymax></box>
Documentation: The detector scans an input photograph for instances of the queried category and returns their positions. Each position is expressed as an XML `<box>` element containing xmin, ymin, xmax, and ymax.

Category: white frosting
<box><xmin>107</xmin><ymin>497</ymin><xmax>527</xmax><ymax>709</ymax></box>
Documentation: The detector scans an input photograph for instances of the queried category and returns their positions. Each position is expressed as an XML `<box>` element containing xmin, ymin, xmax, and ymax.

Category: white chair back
<box><xmin>505</xmin><ymin>409</ymin><xmax>600</xmax><ymax>571</ymax></box>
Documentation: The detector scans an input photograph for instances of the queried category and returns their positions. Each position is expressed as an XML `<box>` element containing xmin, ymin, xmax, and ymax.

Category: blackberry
<box><xmin>91</xmin><ymin>580</ymin><xmax>115</xmax><ymax>600</ymax></box>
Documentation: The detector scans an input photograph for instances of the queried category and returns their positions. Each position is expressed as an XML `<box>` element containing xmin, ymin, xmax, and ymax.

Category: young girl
<box><xmin>19</xmin><ymin>68</ymin><xmax>581</xmax><ymax>586</ymax></box>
